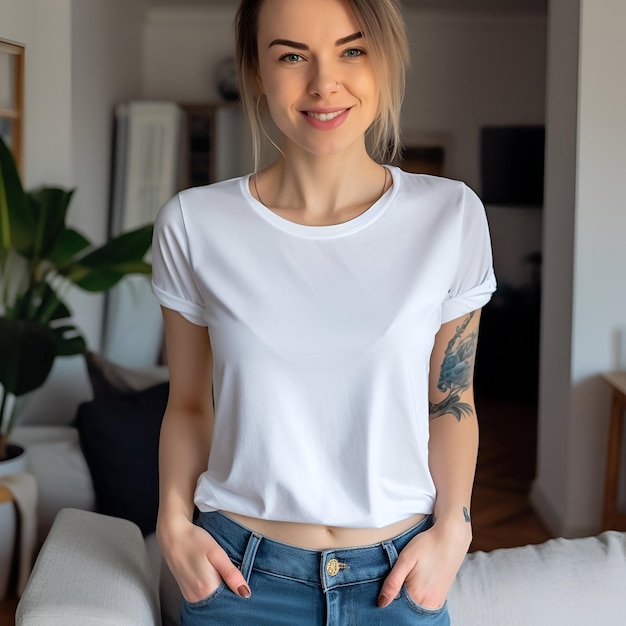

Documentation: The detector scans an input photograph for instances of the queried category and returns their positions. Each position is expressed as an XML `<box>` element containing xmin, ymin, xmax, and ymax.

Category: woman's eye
<box><xmin>343</xmin><ymin>48</ymin><xmax>363</xmax><ymax>58</ymax></box>
<box><xmin>281</xmin><ymin>53</ymin><xmax>304</xmax><ymax>64</ymax></box>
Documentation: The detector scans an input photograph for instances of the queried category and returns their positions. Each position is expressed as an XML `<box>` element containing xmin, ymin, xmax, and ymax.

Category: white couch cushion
<box><xmin>448</xmin><ymin>531</ymin><xmax>626</xmax><ymax>625</ymax></box>
<box><xmin>11</xmin><ymin>426</ymin><xmax>95</xmax><ymax>541</ymax></box>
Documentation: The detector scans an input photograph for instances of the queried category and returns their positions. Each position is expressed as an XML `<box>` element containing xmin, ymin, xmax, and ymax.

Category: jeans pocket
<box><xmin>183</xmin><ymin>582</ymin><xmax>227</xmax><ymax>609</ymax></box>
<box><xmin>400</xmin><ymin>585</ymin><xmax>447</xmax><ymax>616</ymax></box>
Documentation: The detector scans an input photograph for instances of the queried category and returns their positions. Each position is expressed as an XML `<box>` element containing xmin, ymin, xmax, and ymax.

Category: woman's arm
<box><xmin>156</xmin><ymin>307</ymin><xmax>250</xmax><ymax>601</ymax></box>
<box><xmin>428</xmin><ymin>308</ymin><xmax>480</xmax><ymax>530</ymax></box>
<box><xmin>378</xmin><ymin>309</ymin><xmax>481</xmax><ymax>610</ymax></box>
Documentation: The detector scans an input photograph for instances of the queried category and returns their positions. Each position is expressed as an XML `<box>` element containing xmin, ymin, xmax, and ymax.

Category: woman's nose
<box><xmin>308</xmin><ymin>62</ymin><xmax>339</xmax><ymax>98</ymax></box>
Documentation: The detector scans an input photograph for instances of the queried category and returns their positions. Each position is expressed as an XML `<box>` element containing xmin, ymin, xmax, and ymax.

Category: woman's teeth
<box><xmin>307</xmin><ymin>109</ymin><xmax>346</xmax><ymax>121</ymax></box>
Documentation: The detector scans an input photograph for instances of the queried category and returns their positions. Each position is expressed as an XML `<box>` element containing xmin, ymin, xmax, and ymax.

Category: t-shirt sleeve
<box><xmin>151</xmin><ymin>194</ymin><xmax>208</xmax><ymax>326</ymax></box>
<box><xmin>441</xmin><ymin>184</ymin><xmax>497</xmax><ymax>324</ymax></box>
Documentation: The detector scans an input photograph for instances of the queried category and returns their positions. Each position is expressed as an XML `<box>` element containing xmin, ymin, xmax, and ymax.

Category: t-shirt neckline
<box><xmin>241</xmin><ymin>166</ymin><xmax>399</xmax><ymax>239</ymax></box>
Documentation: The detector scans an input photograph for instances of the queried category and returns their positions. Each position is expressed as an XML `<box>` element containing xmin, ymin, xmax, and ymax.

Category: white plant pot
<box><xmin>0</xmin><ymin>443</ymin><xmax>28</xmax><ymax>600</ymax></box>
<box><xmin>0</xmin><ymin>443</ymin><xmax>28</xmax><ymax>476</ymax></box>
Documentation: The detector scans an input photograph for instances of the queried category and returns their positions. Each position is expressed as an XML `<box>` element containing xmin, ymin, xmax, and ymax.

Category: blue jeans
<box><xmin>181</xmin><ymin>511</ymin><xmax>450</xmax><ymax>625</ymax></box>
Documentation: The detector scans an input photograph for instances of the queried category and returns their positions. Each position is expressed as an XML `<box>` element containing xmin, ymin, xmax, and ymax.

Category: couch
<box><xmin>10</xmin><ymin>356</ymin><xmax>626</xmax><ymax>625</ymax></box>
<box><xmin>15</xmin><ymin>506</ymin><xmax>626</xmax><ymax>626</ymax></box>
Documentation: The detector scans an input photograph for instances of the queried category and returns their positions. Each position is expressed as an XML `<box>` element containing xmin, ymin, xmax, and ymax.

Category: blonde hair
<box><xmin>235</xmin><ymin>0</ymin><xmax>410</xmax><ymax>170</ymax></box>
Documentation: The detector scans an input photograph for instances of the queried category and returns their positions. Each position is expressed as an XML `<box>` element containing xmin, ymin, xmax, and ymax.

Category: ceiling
<box><xmin>144</xmin><ymin>0</ymin><xmax>548</xmax><ymax>13</ymax></box>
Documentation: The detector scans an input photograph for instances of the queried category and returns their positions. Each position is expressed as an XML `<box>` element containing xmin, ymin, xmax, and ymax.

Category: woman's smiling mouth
<box><xmin>306</xmin><ymin>109</ymin><xmax>348</xmax><ymax>121</ymax></box>
<box><xmin>302</xmin><ymin>108</ymin><xmax>351</xmax><ymax>130</ymax></box>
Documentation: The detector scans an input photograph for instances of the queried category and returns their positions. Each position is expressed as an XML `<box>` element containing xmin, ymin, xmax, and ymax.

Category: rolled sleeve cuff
<box><xmin>440</xmin><ymin>271</ymin><xmax>497</xmax><ymax>324</ymax></box>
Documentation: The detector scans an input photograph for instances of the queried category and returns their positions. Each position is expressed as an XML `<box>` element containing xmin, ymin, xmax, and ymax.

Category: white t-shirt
<box><xmin>151</xmin><ymin>166</ymin><xmax>496</xmax><ymax>528</ymax></box>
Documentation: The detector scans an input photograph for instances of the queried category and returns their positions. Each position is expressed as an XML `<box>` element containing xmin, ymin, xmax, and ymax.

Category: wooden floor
<box><xmin>0</xmin><ymin>393</ymin><xmax>551</xmax><ymax>624</ymax></box>
<box><xmin>470</xmin><ymin>393</ymin><xmax>552</xmax><ymax>552</ymax></box>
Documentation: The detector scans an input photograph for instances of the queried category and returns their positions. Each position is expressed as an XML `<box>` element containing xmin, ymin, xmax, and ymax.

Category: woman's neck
<box><xmin>255</xmin><ymin>145</ymin><xmax>390</xmax><ymax>227</ymax></box>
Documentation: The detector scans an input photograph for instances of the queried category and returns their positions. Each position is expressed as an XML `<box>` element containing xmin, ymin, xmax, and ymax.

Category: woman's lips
<box><xmin>302</xmin><ymin>108</ymin><xmax>351</xmax><ymax>130</ymax></box>
<box><xmin>306</xmin><ymin>109</ymin><xmax>347</xmax><ymax>121</ymax></box>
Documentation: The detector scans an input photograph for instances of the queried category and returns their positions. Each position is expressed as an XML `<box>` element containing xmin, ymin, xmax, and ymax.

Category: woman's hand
<box><xmin>157</xmin><ymin>514</ymin><xmax>251</xmax><ymax>602</ymax></box>
<box><xmin>377</xmin><ymin>517</ymin><xmax>471</xmax><ymax>610</ymax></box>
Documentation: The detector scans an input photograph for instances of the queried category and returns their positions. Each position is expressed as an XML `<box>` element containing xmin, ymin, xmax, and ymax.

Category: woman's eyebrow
<box><xmin>336</xmin><ymin>32</ymin><xmax>363</xmax><ymax>46</ymax></box>
<box><xmin>268</xmin><ymin>32</ymin><xmax>364</xmax><ymax>50</ymax></box>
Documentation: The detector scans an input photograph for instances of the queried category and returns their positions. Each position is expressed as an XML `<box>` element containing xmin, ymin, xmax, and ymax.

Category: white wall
<box><xmin>70</xmin><ymin>0</ymin><xmax>145</xmax><ymax>247</ymax></box>
<box><xmin>533</xmin><ymin>0</ymin><xmax>626</xmax><ymax>536</ymax></box>
<box><xmin>532</xmin><ymin>0</ymin><xmax>579</xmax><ymax>534</ymax></box>
<box><xmin>0</xmin><ymin>0</ymin><xmax>73</xmax><ymax>188</ymax></box>
<box><xmin>143</xmin><ymin>5</ymin><xmax>238</xmax><ymax>102</ymax></box>
<box><xmin>69</xmin><ymin>0</ymin><xmax>145</xmax><ymax>347</ymax></box>
<box><xmin>569</xmin><ymin>0</ymin><xmax>626</xmax><ymax>531</ymax></box>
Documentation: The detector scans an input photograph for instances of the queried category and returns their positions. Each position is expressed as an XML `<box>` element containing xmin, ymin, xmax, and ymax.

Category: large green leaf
<box><xmin>0</xmin><ymin>137</ymin><xmax>32</xmax><ymax>257</ymax></box>
<box><xmin>6</xmin><ymin>280</ymin><xmax>70</xmax><ymax>323</ymax></box>
<box><xmin>48</xmin><ymin>228</ymin><xmax>91</xmax><ymax>266</ymax></box>
<box><xmin>28</xmin><ymin>282</ymin><xmax>73</xmax><ymax>324</ymax></box>
<box><xmin>77</xmin><ymin>225</ymin><xmax>153</xmax><ymax>268</ymax></box>
<box><xmin>70</xmin><ymin>269</ymin><xmax>125</xmax><ymax>292</ymax></box>
<box><xmin>43</xmin><ymin>291</ymin><xmax>71</xmax><ymax>322</ymax></box>
<box><xmin>69</xmin><ymin>261</ymin><xmax>152</xmax><ymax>292</ymax></box>
<box><xmin>48</xmin><ymin>324</ymin><xmax>87</xmax><ymax>356</ymax></box>
<box><xmin>63</xmin><ymin>224</ymin><xmax>153</xmax><ymax>291</ymax></box>
<box><xmin>111</xmin><ymin>261</ymin><xmax>152</xmax><ymax>275</ymax></box>
<box><xmin>0</xmin><ymin>317</ymin><xmax>57</xmax><ymax>396</ymax></box>
<box><xmin>25</xmin><ymin>188</ymin><xmax>75</xmax><ymax>260</ymax></box>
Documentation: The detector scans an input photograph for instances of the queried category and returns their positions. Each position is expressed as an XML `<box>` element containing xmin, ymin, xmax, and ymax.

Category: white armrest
<box><xmin>448</xmin><ymin>531</ymin><xmax>626</xmax><ymax>626</ymax></box>
<box><xmin>16</xmin><ymin>508</ymin><xmax>161</xmax><ymax>626</ymax></box>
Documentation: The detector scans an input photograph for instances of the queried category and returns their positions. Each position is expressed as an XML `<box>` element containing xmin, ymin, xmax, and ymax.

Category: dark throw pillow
<box><xmin>75</xmin><ymin>382</ymin><xmax>169</xmax><ymax>535</ymax></box>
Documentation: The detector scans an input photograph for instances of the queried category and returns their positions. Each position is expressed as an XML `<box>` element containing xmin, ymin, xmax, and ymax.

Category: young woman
<box><xmin>152</xmin><ymin>0</ymin><xmax>496</xmax><ymax>623</ymax></box>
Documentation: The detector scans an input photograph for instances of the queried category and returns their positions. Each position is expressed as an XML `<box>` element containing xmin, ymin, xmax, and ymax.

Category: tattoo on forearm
<box><xmin>463</xmin><ymin>506</ymin><xmax>471</xmax><ymax>523</ymax></box>
<box><xmin>429</xmin><ymin>311</ymin><xmax>477</xmax><ymax>421</ymax></box>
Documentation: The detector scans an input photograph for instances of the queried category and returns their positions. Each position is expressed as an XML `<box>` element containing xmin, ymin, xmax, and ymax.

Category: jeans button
<box><xmin>326</xmin><ymin>558</ymin><xmax>340</xmax><ymax>576</ymax></box>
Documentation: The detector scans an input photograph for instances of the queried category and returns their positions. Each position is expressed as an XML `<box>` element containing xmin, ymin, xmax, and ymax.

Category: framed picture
<box><xmin>398</xmin><ymin>130</ymin><xmax>451</xmax><ymax>177</ymax></box>
<box><xmin>0</xmin><ymin>38</ymin><xmax>25</xmax><ymax>171</ymax></box>
<box><xmin>401</xmin><ymin>145</ymin><xmax>445</xmax><ymax>176</ymax></box>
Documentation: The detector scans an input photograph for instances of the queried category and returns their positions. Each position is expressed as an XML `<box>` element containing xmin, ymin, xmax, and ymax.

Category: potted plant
<box><xmin>0</xmin><ymin>136</ymin><xmax>153</xmax><ymax>463</ymax></box>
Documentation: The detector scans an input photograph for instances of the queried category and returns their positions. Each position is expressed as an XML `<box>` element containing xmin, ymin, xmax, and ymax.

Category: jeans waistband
<box><xmin>196</xmin><ymin>511</ymin><xmax>434</xmax><ymax>590</ymax></box>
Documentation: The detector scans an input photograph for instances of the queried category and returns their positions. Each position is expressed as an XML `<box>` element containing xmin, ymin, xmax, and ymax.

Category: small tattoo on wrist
<box><xmin>463</xmin><ymin>506</ymin><xmax>471</xmax><ymax>522</ymax></box>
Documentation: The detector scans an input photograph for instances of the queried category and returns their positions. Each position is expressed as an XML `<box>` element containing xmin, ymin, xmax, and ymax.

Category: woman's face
<box><xmin>255</xmin><ymin>0</ymin><xmax>380</xmax><ymax>159</ymax></box>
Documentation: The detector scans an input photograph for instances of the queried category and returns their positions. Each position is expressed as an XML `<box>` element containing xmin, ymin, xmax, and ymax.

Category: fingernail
<box><xmin>377</xmin><ymin>593</ymin><xmax>389</xmax><ymax>608</ymax></box>
<box><xmin>238</xmin><ymin>584</ymin><xmax>252</xmax><ymax>598</ymax></box>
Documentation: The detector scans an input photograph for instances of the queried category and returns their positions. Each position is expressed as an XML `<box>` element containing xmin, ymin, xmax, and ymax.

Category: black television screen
<box><xmin>480</xmin><ymin>126</ymin><xmax>545</xmax><ymax>207</ymax></box>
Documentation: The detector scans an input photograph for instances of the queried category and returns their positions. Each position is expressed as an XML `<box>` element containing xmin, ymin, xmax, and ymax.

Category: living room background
<box><xmin>1</xmin><ymin>0</ymin><xmax>625</xmax><ymax>539</ymax></box>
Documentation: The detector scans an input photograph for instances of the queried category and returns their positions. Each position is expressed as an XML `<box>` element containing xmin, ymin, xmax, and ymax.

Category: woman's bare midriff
<box><xmin>221</xmin><ymin>511</ymin><xmax>428</xmax><ymax>550</ymax></box>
